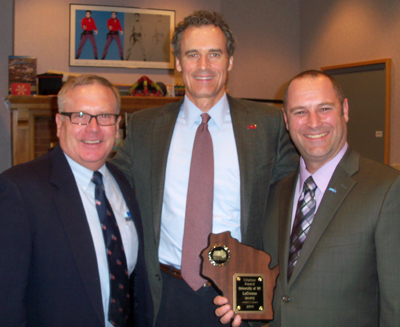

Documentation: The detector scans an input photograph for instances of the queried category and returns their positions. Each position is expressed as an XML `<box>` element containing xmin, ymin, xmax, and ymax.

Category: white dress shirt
<box><xmin>66</xmin><ymin>154</ymin><xmax>138</xmax><ymax>327</ymax></box>
<box><xmin>159</xmin><ymin>93</ymin><xmax>241</xmax><ymax>269</ymax></box>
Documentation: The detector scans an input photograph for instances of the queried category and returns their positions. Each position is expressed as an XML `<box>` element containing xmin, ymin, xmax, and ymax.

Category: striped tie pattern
<box><xmin>288</xmin><ymin>176</ymin><xmax>317</xmax><ymax>282</ymax></box>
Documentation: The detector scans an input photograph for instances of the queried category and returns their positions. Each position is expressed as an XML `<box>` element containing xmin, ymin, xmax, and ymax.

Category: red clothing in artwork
<box><xmin>81</xmin><ymin>17</ymin><xmax>97</xmax><ymax>31</ymax></box>
<box><xmin>107</xmin><ymin>18</ymin><xmax>123</xmax><ymax>32</ymax></box>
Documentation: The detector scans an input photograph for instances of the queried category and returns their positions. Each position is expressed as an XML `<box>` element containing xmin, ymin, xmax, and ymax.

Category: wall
<box><xmin>4</xmin><ymin>0</ymin><xmax>301</xmax><ymax>172</ymax></box>
<box><xmin>9</xmin><ymin>0</ymin><xmax>400</xmax><ymax>167</ymax></box>
<box><xmin>0</xmin><ymin>0</ymin><xmax>14</xmax><ymax>172</ymax></box>
<box><xmin>13</xmin><ymin>0</ymin><xmax>300</xmax><ymax>100</ymax></box>
<box><xmin>14</xmin><ymin>0</ymin><xmax>222</xmax><ymax>87</ymax></box>
<box><xmin>222</xmin><ymin>0</ymin><xmax>300</xmax><ymax>99</ymax></box>
<box><xmin>299</xmin><ymin>0</ymin><xmax>400</xmax><ymax>164</ymax></box>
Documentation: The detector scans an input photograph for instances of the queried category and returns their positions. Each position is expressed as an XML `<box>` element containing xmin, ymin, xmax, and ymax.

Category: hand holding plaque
<box><xmin>201</xmin><ymin>232</ymin><xmax>279</xmax><ymax>321</ymax></box>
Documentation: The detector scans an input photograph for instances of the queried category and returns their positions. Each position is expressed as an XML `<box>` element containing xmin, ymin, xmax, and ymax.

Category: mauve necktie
<box><xmin>181</xmin><ymin>113</ymin><xmax>214</xmax><ymax>291</ymax></box>
<box><xmin>92</xmin><ymin>171</ymin><xmax>129</xmax><ymax>327</ymax></box>
<box><xmin>288</xmin><ymin>176</ymin><xmax>317</xmax><ymax>282</ymax></box>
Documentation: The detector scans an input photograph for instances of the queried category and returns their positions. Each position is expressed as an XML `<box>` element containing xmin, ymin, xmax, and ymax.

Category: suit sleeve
<box><xmin>375</xmin><ymin>175</ymin><xmax>400</xmax><ymax>326</ymax></box>
<box><xmin>270</xmin><ymin>111</ymin><xmax>298</xmax><ymax>184</ymax></box>
<box><xmin>0</xmin><ymin>174</ymin><xmax>32</xmax><ymax>325</ymax></box>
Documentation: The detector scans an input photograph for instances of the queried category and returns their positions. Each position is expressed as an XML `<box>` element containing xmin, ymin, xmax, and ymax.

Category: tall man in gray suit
<box><xmin>216</xmin><ymin>70</ymin><xmax>400</xmax><ymax>326</ymax></box>
<box><xmin>112</xmin><ymin>10</ymin><xmax>298</xmax><ymax>327</ymax></box>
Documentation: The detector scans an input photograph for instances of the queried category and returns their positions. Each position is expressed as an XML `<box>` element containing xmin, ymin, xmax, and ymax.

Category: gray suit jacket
<box><xmin>112</xmin><ymin>95</ymin><xmax>298</xmax><ymax>323</ymax></box>
<box><xmin>263</xmin><ymin>148</ymin><xmax>400</xmax><ymax>326</ymax></box>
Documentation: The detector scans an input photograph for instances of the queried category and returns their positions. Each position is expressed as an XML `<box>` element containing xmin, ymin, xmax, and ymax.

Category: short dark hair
<box><xmin>283</xmin><ymin>70</ymin><xmax>345</xmax><ymax>111</ymax></box>
<box><xmin>111</xmin><ymin>11</ymin><xmax>117</xmax><ymax>15</ymax></box>
<box><xmin>86</xmin><ymin>10</ymin><xmax>91</xmax><ymax>14</ymax></box>
<box><xmin>58</xmin><ymin>74</ymin><xmax>121</xmax><ymax>114</ymax></box>
<box><xmin>171</xmin><ymin>10</ymin><xmax>236</xmax><ymax>60</ymax></box>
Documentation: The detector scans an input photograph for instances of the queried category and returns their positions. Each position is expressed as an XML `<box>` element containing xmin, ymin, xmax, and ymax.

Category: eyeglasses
<box><xmin>61</xmin><ymin>112</ymin><xmax>119</xmax><ymax>126</ymax></box>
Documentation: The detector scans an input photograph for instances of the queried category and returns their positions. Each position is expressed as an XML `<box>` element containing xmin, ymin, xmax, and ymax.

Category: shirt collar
<box><xmin>181</xmin><ymin>93</ymin><xmax>229</xmax><ymax>130</ymax></box>
<box><xmin>298</xmin><ymin>143</ymin><xmax>348</xmax><ymax>194</ymax></box>
<box><xmin>64</xmin><ymin>153</ymin><xmax>107</xmax><ymax>191</ymax></box>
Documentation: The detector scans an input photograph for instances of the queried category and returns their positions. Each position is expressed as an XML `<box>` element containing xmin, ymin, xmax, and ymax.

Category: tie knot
<box><xmin>92</xmin><ymin>171</ymin><xmax>104</xmax><ymax>186</ymax></box>
<box><xmin>201</xmin><ymin>113</ymin><xmax>211</xmax><ymax>124</ymax></box>
<box><xmin>304</xmin><ymin>176</ymin><xmax>317</xmax><ymax>194</ymax></box>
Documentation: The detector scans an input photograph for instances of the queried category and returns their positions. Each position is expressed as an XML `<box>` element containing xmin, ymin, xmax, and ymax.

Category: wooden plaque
<box><xmin>201</xmin><ymin>232</ymin><xmax>279</xmax><ymax>321</ymax></box>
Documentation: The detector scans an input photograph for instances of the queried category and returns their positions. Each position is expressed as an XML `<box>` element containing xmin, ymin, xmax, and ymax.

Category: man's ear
<box><xmin>227</xmin><ymin>56</ymin><xmax>233</xmax><ymax>72</ymax></box>
<box><xmin>282</xmin><ymin>108</ymin><xmax>289</xmax><ymax>131</ymax></box>
<box><xmin>176</xmin><ymin>57</ymin><xmax>182</xmax><ymax>73</ymax></box>
<box><xmin>55</xmin><ymin>113</ymin><xmax>63</xmax><ymax>138</ymax></box>
<box><xmin>115</xmin><ymin>116</ymin><xmax>122</xmax><ymax>140</ymax></box>
<box><xmin>342</xmin><ymin>98</ymin><xmax>349</xmax><ymax>122</ymax></box>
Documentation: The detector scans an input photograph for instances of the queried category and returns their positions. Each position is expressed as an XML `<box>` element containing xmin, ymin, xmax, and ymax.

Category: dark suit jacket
<box><xmin>263</xmin><ymin>148</ymin><xmax>400</xmax><ymax>326</ymax></box>
<box><xmin>0</xmin><ymin>145</ymin><xmax>153</xmax><ymax>327</ymax></box>
<box><xmin>111</xmin><ymin>95</ymin><xmax>298</xmax><ymax>321</ymax></box>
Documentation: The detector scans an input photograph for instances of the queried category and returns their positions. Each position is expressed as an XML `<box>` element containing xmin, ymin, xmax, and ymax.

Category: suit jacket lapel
<box><xmin>287</xmin><ymin>149</ymin><xmax>359</xmax><ymax>286</ymax></box>
<box><xmin>278</xmin><ymin>170</ymin><xmax>298</xmax><ymax>289</ymax></box>
<box><xmin>151</xmin><ymin>99</ymin><xmax>183</xmax><ymax>241</ymax></box>
<box><xmin>49</xmin><ymin>146</ymin><xmax>104</xmax><ymax>325</ymax></box>
<box><xmin>228</xmin><ymin>96</ymin><xmax>258</xmax><ymax>241</ymax></box>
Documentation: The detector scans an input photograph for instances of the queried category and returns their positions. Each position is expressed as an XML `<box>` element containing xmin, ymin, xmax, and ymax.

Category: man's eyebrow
<box><xmin>289</xmin><ymin>106</ymin><xmax>306</xmax><ymax>113</ymax></box>
<box><xmin>208</xmin><ymin>48</ymin><xmax>223</xmax><ymax>53</ymax></box>
<box><xmin>319</xmin><ymin>102</ymin><xmax>335</xmax><ymax>107</ymax></box>
<box><xmin>184</xmin><ymin>49</ymin><xmax>199</xmax><ymax>56</ymax></box>
<box><xmin>184</xmin><ymin>49</ymin><xmax>223</xmax><ymax>56</ymax></box>
<box><xmin>289</xmin><ymin>102</ymin><xmax>336</xmax><ymax>113</ymax></box>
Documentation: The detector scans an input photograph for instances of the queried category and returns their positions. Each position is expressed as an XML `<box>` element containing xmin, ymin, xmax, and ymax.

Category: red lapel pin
<box><xmin>247</xmin><ymin>124</ymin><xmax>257</xmax><ymax>130</ymax></box>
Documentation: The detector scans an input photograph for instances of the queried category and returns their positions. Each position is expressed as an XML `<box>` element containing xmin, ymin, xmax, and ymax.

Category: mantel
<box><xmin>7</xmin><ymin>95</ymin><xmax>182</xmax><ymax>166</ymax></box>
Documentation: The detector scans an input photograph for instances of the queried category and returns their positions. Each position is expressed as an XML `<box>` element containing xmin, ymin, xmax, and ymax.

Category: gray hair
<box><xmin>171</xmin><ymin>10</ymin><xmax>236</xmax><ymax>60</ymax></box>
<box><xmin>57</xmin><ymin>74</ymin><xmax>121</xmax><ymax>114</ymax></box>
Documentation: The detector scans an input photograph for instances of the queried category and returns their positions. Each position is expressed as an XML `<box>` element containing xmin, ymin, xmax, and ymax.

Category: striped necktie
<box><xmin>288</xmin><ymin>176</ymin><xmax>317</xmax><ymax>282</ymax></box>
<box><xmin>92</xmin><ymin>171</ymin><xmax>129</xmax><ymax>327</ymax></box>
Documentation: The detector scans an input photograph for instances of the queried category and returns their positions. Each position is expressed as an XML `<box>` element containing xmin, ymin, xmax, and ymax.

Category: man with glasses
<box><xmin>0</xmin><ymin>75</ymin><xmax>152</xmax><ymax>327</ymax></box>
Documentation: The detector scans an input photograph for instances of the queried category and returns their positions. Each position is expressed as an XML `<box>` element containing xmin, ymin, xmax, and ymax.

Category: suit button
<box><xmin>156</xmin><ymin>274</ymin><xmax>161</xmax><ymax>281</ymax></box>
<box><xmin>282</xmin><ymin>295</ymin><xmax>291</xmax><ymax>303</ymax></box>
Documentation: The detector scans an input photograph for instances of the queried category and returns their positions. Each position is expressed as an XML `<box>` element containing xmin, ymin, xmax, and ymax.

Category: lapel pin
<box><xmin>328</xmin><ymin>187</ymin><xmax>337</xmax><ymax>194</ymax></box>
<box><xmin>247</xmin><ymin>124</ymin><xmax>257</xmax><ymax>130</ymax></box>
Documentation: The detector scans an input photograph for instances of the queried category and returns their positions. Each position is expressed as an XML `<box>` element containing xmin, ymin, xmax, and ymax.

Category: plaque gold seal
<box><xmin>208</xmin><ymin>244</ymin><xmax>230</xmax><ymax>266</ymax></box>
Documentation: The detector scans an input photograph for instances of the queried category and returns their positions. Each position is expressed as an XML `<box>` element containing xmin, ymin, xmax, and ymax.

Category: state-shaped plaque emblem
<box><xmin>201</xmin><ymin>231</ymin><xmax>279</xmax><ymax>321</ymax></box>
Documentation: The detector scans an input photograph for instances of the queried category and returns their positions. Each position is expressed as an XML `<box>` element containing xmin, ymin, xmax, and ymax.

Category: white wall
<box><xmin>0</xmin><ymin>0</ymin><xmax>14</xmax><ymax>172</ymax></box>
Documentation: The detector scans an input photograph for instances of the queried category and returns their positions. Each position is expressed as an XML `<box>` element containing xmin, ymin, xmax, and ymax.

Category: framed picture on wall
<box><xmin>69</xmin><ymin>4</ymin><xmax>175</xmax><ymax>69</ymax></box>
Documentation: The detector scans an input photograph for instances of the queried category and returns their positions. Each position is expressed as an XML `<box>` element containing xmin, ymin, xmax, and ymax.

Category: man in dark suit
<box><xmin>216</xmin><ymin>70</ymin><xmax>400</xmax><ymax>326</ymax></box>
<box><xmin>0</xmin><ymin>75</ymin><xmax>152</xmax><ymax>327</ymax></box>
<box><xmin>111</xmin><ymin>10</ymin><xmax>298</xmax><ymax>327</ymax></box>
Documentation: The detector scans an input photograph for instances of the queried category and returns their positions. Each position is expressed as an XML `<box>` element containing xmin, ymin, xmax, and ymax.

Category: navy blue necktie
<box><xmin>92</xmin><ymin>171</ymin><xmax>129</xmax><ymax>327</ymax></box>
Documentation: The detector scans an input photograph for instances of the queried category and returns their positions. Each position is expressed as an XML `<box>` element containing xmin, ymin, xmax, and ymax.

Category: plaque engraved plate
<box><xmin>233</xmin><ymin>274</ymin><xmax>265</xmax><ymax>314</ymax></box>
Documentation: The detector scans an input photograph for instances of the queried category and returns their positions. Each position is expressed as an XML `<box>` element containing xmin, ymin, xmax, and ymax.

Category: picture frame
<box><xmin>69</xmin><ymin>4</ymin><xmax>175</xmax><ymax>69</ymax></box>
<box><xmin>8</xmin><ymin>56</ymin><xmax>37</xmax><ymax>95</ymax></box>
